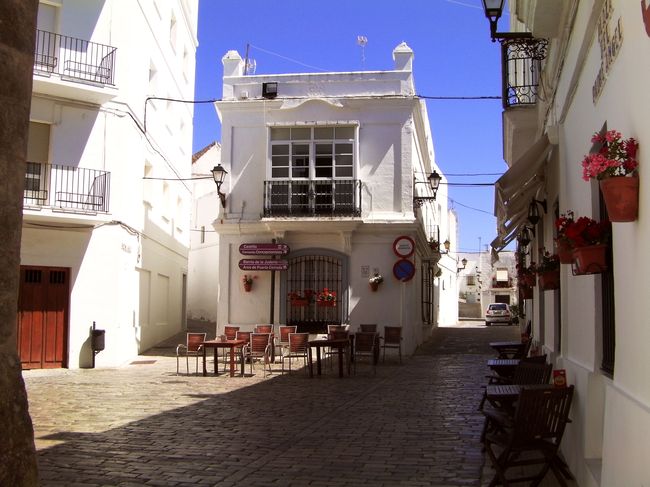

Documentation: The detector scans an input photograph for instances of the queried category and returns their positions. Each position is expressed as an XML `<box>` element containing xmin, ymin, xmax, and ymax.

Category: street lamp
<box><xmin>481</xmin><ymin>0</ymin><xmax>533</xmax><ymax>41</ymax></box>
<box><xmin>457</xmin><ymin>258</ymin><xmax>468</xmax><ymax>274</ymax></box>
<box><xmin>413</xmin><ymin>170</ymin><xmax>442</xmax><ymax>207</ymax></box>
<box><xmin>527</xmin><ymin>198</ymin><xmax>547</xmax><ymax>225</ymax></box>
<box><xmin>211</xmin><ymin>164</ymin><xmax>228</xmax><ymax>208</ymax></box>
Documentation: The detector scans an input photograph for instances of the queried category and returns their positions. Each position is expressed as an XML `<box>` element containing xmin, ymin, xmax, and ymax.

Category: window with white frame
<box><xmin>270</xmin><ymin>126</ymin><xmax>355</xmax><ymax>180</ymax></box>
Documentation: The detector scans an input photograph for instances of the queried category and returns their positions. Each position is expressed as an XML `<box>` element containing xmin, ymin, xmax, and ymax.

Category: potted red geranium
<box><xmin>536</xmin><ymin>250</ymin><xmax>560</xmax><ymax>290</ymax></box>
<box><xmin>581</xmin><ymin>129</ymin><xmax>639</xmax><ymax>222</ymax></box>
<box><xmin>563</xmin><ymin>216</ymin><xmax>611</xmax><ymax>275</ymax></box>
<box><xmin>555</xmin><ymin>211</ymin><xmax>576</xmax><ymax>264</ymax></box>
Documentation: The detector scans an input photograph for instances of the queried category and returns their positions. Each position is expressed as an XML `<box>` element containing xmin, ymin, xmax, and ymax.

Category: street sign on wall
<box><xmin>238</xmin><ymin>259</ymin><xmax>289</xmax><ymax>271</ymax></box>
<box><xmin>393</xmin><ymin>258</ymin><xmax>416</xmax><ymax>282</ymax></box>
<box><xmin>393</xmin><ymin>236</ymin><xmax>415</xmax><ymax>258</ymax></box>
<box><xmin>239</xmin><ymin>243</ymin><xmax>290</xmax><ymax>255</ymax></box>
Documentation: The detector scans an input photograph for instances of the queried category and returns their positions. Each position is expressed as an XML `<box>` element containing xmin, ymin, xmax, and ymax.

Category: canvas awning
<box><xmin>491</xmin><ymin>135</ymin><xmax>552</xmax><ymax>252</ymax></box>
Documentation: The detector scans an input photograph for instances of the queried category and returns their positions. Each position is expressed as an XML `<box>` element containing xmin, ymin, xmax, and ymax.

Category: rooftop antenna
<box><xmin>243</xmin><ymin>43</ymin><xmax>256</xmax><ymax>75</ymax></box>
<box><xmin>357</xmin><ymin>35</ymin><xmax>368</xmax><ymax>69</ymax></box>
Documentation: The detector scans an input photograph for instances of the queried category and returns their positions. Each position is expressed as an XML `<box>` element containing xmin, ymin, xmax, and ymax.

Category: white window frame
<box><xmin>269</xmin><ymin>125</ymin><xmax>356</xmax><ymax>181</ymax></box>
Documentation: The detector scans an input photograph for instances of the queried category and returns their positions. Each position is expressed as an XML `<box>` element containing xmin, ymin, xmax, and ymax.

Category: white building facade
<box><xmin>492</xmin><ymin>1</ymin><xmax>650</xmax><ymax>484</ymax></box>
<box><xmin>206</xmin><ymin>43</ymin><xmax>458</xmax><ymax>354</ymax></box>
<box><xmin>18</xmin><ymin>0</ymin><xmax>198</xmax><ymax>369</ymax></box>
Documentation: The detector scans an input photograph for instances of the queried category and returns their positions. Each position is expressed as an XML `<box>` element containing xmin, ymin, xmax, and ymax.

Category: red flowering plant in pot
<box><xmin>536</xmin><ymin>249</ymin><xmax>560</xmax><ymax>290</ymax></box>
<box><xmin>555</xmin><ymin>211</ymin><xmax>576</xmax><ymax>264</ymax></box>
<box><xmin>582</xmin><ymin>129</ymin><xmax>639</xmax><ymax>222</ymax></box>
<box><xmin>316</xmin><ymin>288</ymin><xmax>337</xmax><ymax>307</ymax></box>
<box><xmin>563</xmin><ymin>216</ymin><xmax>612</xmax><ymax>275</ymax></box>
<box><xmin>516</xmin><ymin>260</ymin><xmax>537</xmax><ymax>289</ymax></box>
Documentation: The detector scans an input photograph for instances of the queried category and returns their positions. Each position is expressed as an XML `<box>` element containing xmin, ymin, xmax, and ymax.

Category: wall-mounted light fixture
<box><xmin>481</xmin><ymin>0</ymin><xmax>533</xmax><ymax>41</ymax></box>
<box><xmin>211</xmin><ymin>164</ymin><xmax>228</xmax><ymax>208</ymax></box>
<box><xmin>527</xmin><ymin>198</ymin><xmax>547</xmax><ymax>225</ymax></box>
<box><xmin>516</xmin><ymin>226</ymin><xmax>534</xmax><ymax>254</ymax></box>
<box><xmin>413</xmin><ymin>170</ymin><xmax>442</xmax><ymax>207</ymax></box>
<box><xmin>457</xmin><ymin>258</ymin><xmax>468</xmax><ymax>274</ymax></box>
<box><xmin>262</xmin><ymin>82</ymin><xmax>278</xmax><ymax>99</ymax></box>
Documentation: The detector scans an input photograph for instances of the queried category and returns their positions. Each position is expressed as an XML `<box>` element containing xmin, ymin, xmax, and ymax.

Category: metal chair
<box><xmin>242</xmin><ymin>332</ymin><xmax>272</xmax><ymax>377</ymax></box>
<box><xmin>221</xmin><ymin>325</ymin><xmax>240</xmax><ymax>369</ymax></box>
<box><xmin>484</xmin><ymin>385</ymin><xmax>575</xmax><ymax>486</ymax></box>
<box><xmin>381</xmin><ymin>326</ymin><xmax>402</xmax><ymax>363</ymax></box>
<box><xmin>353</xmin><ymin>331</ymin><xmax>377</xmax><ymax>375</ymax></box>
<box><xmin>277</xmin><ymin>325</ymin><xmax>297</xmax><ymax>359</ymax></box>
<box><xmin>254</xmin><ymin>324</ymin><xmax>273</xmax><ymax>334</ymax></box>
<box><xmin>175</xmin><ymin>332</ymin><xmax>206</xmax><ymax>375</ymax></box>
<box><xmin>281</xmin><ymin>332</ymin><xmax>309</xmax><ymax>374</ymax></box>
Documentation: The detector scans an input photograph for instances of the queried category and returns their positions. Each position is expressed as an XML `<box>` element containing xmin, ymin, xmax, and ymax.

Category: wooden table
<box><xmin>307</xmin><ymin>338</ymin><xmax>351</xmax><ymax>378</ymax></box>
<box><xmin>489</xmin><ymin>341</ymin><xmax>526</xmax><ymax>359</ymax></box>
<box><xmin>201</xmin><ymin>339</ymin><xmax>247</xmax><ymax>377</ymax></box>
<box><xmin>487</xmin><ymin>358</ymin><xmax>520</xmax><ymax>379</ymax></box>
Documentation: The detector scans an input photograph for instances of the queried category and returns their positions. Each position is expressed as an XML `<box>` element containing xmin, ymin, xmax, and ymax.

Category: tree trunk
<box><xmin>0</xmin><ymin>1</ymin><xmax>40</xmax><ymax>485</ymax></box>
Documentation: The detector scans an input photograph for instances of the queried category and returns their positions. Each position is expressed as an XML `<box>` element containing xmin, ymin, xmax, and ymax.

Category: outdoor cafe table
<box><xmin>201</xmin><ymin>339</ymin><xmax>247</xmax><ymax>377</ymax></box>
<box><xmin>307</xmin><ymin>338</ymin><xmax>351</xmax><ymax>378</ymax></box>
<box><xmin>489</xmin><ymin>341</ymin><xmax>526</xmax><ymax>359</ymax></box>
<box><xmin>487</xmin><ymin>358</ymin><xmax>520</xmax><ymax>379</ymax></box>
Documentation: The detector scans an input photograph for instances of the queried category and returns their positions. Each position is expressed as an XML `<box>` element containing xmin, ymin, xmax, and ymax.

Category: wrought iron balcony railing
<box><xmin>24</xmin><ymin>162</ymin><xmax>111</xmax><ymax>213</ymax></box>
<box><xmin>34</xmin><ymin>29</ymin><xmax>117</xmax><ymax>85</ymax></box>
<box><xmin>263</xmin><ymin>179</ymin><xmax>362</xmax><ymax>217</ymax></box>
<box><xmin>501</xmin><ymin>38</ymin><xmax>547</xmax><ymax>108</ymax></box>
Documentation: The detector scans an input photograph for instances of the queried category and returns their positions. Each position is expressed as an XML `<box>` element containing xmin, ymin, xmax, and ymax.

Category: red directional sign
<box><xmin>238</xmin><ymin>259</ymin><xmax>289</xmax><ymax>271</ymax></box>
<box><xmin>239</xmin><ymin>243</ymin><xmax>290</xmax><ymax>255</ymax></box>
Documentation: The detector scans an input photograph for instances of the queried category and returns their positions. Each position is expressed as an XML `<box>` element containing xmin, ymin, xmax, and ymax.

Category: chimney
<box><xmin>222</xmin><ymin>50</ymin><xmax>244</xmax><ymax>77</ymax></box>
<box><xmin>393</xmin><ymin>42</ymin><xmax>413</xmax><ymax>72</ymax></box>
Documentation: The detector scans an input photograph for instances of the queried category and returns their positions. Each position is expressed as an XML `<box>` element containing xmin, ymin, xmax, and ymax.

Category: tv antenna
<box><xmin>357</xmin><ymin>35</ymin><xmax>368</xmax><ymax>69</ymax></box>
<box><xmin>243</xmin><ymin>43</ymin><xmax>256</xmax><ymax>75</ymax></box>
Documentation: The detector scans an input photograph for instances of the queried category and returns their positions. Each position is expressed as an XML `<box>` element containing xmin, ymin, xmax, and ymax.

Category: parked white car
<box><xmin>485</xmin><ymin>303</ymin><xmax>512</xmax><ymax>326</ymax></box>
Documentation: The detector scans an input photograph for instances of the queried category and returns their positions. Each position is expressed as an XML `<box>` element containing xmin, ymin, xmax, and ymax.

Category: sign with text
<box><xmin>239</xmin><ymin>243</ymin><xmax>290</xmax><ymax>255</ymax></box>
<box><xmin>238</xmin><ymin>259</ymin><xmax>288</xmax><ymax>271</ymax></box>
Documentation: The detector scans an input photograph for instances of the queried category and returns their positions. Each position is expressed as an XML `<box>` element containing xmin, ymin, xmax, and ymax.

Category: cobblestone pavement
<box><xmin>23</xmin><ymin>322</ymin><xmax>570</xmax><ymax>486</ymax></box>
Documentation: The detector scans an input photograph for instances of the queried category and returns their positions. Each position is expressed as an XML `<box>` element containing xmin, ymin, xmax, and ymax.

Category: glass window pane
<box><xmin>272</xmin><ymin>156</ymin><xmax>289</xmax><ymax>166</ymax></box>
<box><xmin>271</xmin><ymin>128</ymin><xmax>290</xmax><ymax>140</ymax></box>
<box><xmin>292</xmin><ymin>143</ymin><xmax>309</xmax><ymax>155</ymax></box>
<box><xmin>335</xmin><ymin>127</ymin><xmax>355</xmax><ymax>139</ymax></box>
<box><xmin>335</xmin><ymin>143</ymin><xmax>353</xmax><ymax>155</ymax></box>
<box><xmin>315</xmin><ymin>143</ymin><xmax>332</xmax><ymax>155</ymax></box>
<box><xmin>335</xmin><ymin>154</ymin><xmax>353</xmax><ymax>166</ymax></box>
<box><xmin>315</xmin><ymin>156</ymin><xmax>332</xmax><ymax>167</ymax></box>
<box><xmin>315</xmin><ymin>167</ymin><xmax>333</xmax><ymax>178</ymax></box>
<box><xmin>292</xmin><ymin>155</ymin><xmax>309</xmax><ymax>167</ymax></box>
<box><xmin>335</xmin><ymin>167</ymin><xmax>353</xmax><ymax>177</ymax></box>
<box><xmin>272</xmin><ymin>168</ymin><xmax>289</xmax><ymax>178</ymax></box>
<box><xmin>292</xmin><ymin>167</ymin><xmax>309</xmax><ymax>178</ymax></box>
<box><xmin>314</xmin><ymin>127</ymin><xmax>334</xmax><ymax>139</ymax></box>
<box><xmin>290</xmin><ymin>128</ymin><xmax>310</xmax><ymax>140</ymax></box>
<box><xmin>272</xmin><ymin>144</ymin><xmax>289</xmax><ymax>155</ymax></box>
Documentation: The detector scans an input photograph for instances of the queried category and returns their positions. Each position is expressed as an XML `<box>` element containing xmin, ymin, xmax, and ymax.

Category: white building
<box><xmin>491</xmin><ymin>1</ymin><xmax>650</xmax><ymax>484</ymax></box>
<box><xmin>18</xmin><ymin>0</ymin><xmax>199</xmax><ymax>369</ymax></box>
<box><xmin>201</xmin><ymin>43</ymin><xmax>458</xmax><ymax>354</ymax></box>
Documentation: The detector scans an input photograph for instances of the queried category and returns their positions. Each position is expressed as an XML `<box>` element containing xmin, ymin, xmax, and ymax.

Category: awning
<box><xmin>491</xmin><ymin>135</ymin><xmax>552</xmax><ymax>252</ymax></box>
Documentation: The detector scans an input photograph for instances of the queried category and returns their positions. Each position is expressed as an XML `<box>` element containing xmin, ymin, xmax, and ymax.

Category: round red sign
<box><xmin>393</xmin><ymin>235</ymin><xmax>415</xmax><ymax>258</ymax></box>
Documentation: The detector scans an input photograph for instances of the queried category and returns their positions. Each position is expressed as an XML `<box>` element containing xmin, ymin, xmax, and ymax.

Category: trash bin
<box><xmin>91</xmin><ymin>329</ymin><xmax>105</xmax><ymax>352</ymax></box>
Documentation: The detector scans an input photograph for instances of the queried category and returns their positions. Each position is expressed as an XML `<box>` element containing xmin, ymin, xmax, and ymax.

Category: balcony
<box><xmin>24</xmin><ymin>162</ymin><xmax>110</xmax><ymax>214</ymax></box>
<box><xmin>263</xmin><ymin>179</ymin><xmax>362</xmax><ymax>217</ymax></box>
<box><xmin>32</xmin><ymin>30</ymin><xmax>118</xmax><ymax>104</ymax></box>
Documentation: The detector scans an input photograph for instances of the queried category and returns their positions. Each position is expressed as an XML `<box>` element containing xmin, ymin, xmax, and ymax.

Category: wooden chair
<box><xmin>353</xmin><ymin>331</ymin><xmax>377</xmax><ymax>375</ymax></box>
<box><xmin>484</xmin><ymin>385</ymin><xmax>575</xmax><ymax>486</ymax></box>
<box><xmin>229</xmin><ymin>331</ymin><xmax>251</xmax><ymax>373</ymax></box>
<box><xmin>359</xmin><ymin>323</ymin><xmax>377</xmax><ymax>333</ymax></box>
<box><xmin>242</xmin><ymin>332</ymin><xmax>272</xmax><ymax>377</ymax></box>
<box><xmin>281</xmin><ymin>332</ymin><xmax>309</xmax><ymax>374</ymax></box>
<box><xmin>326</xmin><ymin>329</ymin><xmax>350</xmax><ymax>370</ymax></box>
<box><xmin>381</xmin><ymin>326</ymin><xmax>402</xmax><ymax>363</ymax></box>
<box><xmin>221</xmin><ymin>325</ymin><xmax>240</xmax><ymax>369</ymax></box>
<box><xmin>176</xmin><ymin>332</ymin><xmax>206</xmax><ymax>375</ymax></box>
<box><xmin>276</xmin><ymin>325</ymin><xmax>297</xmax><ymax>359</ymax></box>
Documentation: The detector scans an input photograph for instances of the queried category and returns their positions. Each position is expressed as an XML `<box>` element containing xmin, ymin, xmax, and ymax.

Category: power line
<box><xmin>449</xmin><ymin>197</ymin><xmax>495</xmax><ymax>216</ymax></box>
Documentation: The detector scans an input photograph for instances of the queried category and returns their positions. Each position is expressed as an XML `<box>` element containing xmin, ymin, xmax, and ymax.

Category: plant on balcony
<box><xmin>288</xmin><ymin>291</ymin><xmax>310</xmax><ymax>307</ymax></box>
<box><xmin>554</xmin><ymin>211</ymin><xmax>576</xmax><ymax>263</ymax></box>
<box><xmin>368</xmin><ymin>273</ymin><xmax>383</xmax><ymax>292</ymax></box>
<box><xmin>242</xmin><ymin>274</ymin><xmax>256</xmax><ymax>292</ymax></box>
<box><xmin>562</xmin><ymin>216</ymin><xmax>611</xmax><ymax>275</ymax></box>
<box><xmin>582</xmin><ymin>129</ymin><xmax>639</xmax><ymax>221</ymax></box>
<box><xmin>536</xmin><ymin>250</ymin><xmax>560</xmax><ymax>291</ymax></box>
<box><xmin>316</xmin><ymin>288</ymin><xmax>337</xmax><ymax>306</ymax></box>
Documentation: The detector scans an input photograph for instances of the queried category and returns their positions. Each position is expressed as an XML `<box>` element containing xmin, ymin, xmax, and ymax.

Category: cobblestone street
<box><xmin>23</xmin><ymin>323</ymin><xmax>567</xmax><ymax>486</ymax></box>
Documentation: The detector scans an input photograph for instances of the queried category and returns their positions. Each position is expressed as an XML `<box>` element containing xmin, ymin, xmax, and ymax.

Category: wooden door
<box><xmin>17</xmin><ymin>266</ymin><xmax>69</xmax><ymax>369</ymax></box>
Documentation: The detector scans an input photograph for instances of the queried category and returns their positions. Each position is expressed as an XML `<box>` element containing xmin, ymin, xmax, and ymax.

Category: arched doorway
<box><xmin>281</xmin><ymin>249</ymin><xmax>348</xmax><ymax>334</ymax></box>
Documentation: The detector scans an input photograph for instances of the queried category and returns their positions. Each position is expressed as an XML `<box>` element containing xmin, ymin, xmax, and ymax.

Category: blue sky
<box><xmin>192</xmin><ymin>0</ymin><xmax>510</xmax><ymax>253</ymax></box>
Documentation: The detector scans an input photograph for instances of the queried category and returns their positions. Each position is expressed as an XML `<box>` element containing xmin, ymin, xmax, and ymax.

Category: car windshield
<box><xmin>489</xmin><ymin>304</ymin><xmax>508</xmax><ymax>311</ymax></box>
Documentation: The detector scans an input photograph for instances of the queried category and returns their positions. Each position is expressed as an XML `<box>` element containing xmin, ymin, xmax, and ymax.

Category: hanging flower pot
<box><xmin>522</xmin><ymin>273</ymin><xmax>536</xmax><ymax>287</ymax></box>
<box><xmin>599</xmin><ymin>176</ymin><xmax>639</xmax><ymax>222</ymax></box>
<box><xmin>369</xmin><ymin>282</ymin><xmax>379</xmax><ymax>292</ymax></box>
<box><xmin>291</xmin><ymin>298</ymin><xmax>309</xmax><ymax>307</ymax></box>
<box><xmin>317</xmin><ymin>301</ymin><xmax>336</xmax><ymax>307</ymax></box>
<box><xmin>573</xmin><ymin>244</ymin><xmax>608</xmax><ymax>275</ymax></box>
<box><xmin>539</xmin><ymin>270</ymin><xmax>560</xmax><ymax>290</ymax></box>
<box><xmin>244</xmin><ymin>282</ymin><xmax>252</xmax><ymax>292</ymax></box>
<box><xmin>556</xmin><ymin>239</ymin><xmax>574</xmax><ymax>264</ymax></box>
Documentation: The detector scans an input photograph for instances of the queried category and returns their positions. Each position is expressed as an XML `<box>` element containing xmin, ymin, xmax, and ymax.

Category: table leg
<box><xmin>316</xmin><ymin>347</ymin><xmax>322</xmax><ymax>376</ymax></box>
<box><xmin>202</xmin><ymin>347</ymin><xmax>207</xmax><ymax>377</ymax></box>
<box><xmin>229</xmin><ymin>345</ymin><xmax>236</xmax><ymax>377</ymax></box>
<box><xmin>308</xmin><ymin>346</ymin><xmax>314</xmax><ymax>377</ymax></box>
<box><xmin>214</xmin><ymin>348</ymin><xmax>218</xmax><ymax>376</ymax></box>
<box><xmin>338</xmin><ymin>345</ymin><xmax>344</xmax><ymax>378</ymax></box>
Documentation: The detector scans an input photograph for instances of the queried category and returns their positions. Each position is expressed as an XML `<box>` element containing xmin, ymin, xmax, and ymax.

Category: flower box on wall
<box><xmin>539</xmin><ymin>270</ymin><xmax>560</xmax><ymax>290</ymax></box>
<box><xmin>291</xmin><ymin>299</ymin><xmax>309</xmax><ymax>307</ymax></box>
<box><xmin>521</xmin><ymin>286</ymin><xmax>533</xmax><ymax>299</ymax></box>
<box><xmin>572</xmin><ymin>244</ymin><xmax>608</xmax><ymax>275</ymax></box>
<box><xmin>317</xmin><ymin>301</ymin><xmax>336</xmax><ymax>307</ymax></box>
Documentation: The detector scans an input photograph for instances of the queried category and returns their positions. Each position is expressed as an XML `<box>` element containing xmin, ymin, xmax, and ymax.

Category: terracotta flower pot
<box><xmin>600</xmin><ymin>176</ymin><xmax>639</xmax><ymax>222</ymax></box>
<box><xmin>291</xmin><ymin>299</ymin><xmax>308</xmax><ymax>307</ymax></box>
<box><xmin>317</xmin><ymin>301</ymin><xmax>336</xmax><ymax>307</ymax></box>
<box><xmin>573</xmin><ymin>244</ymin><xmax>608</xmax><ymax>275</ymax></box>
<box><xmin>556</xmin><ymin>240</ymin><xmax>574</xmax><ymax>264</ymax></box>
<box><xmin>244</xmin><ymin>282</ymin><xmax>252</xmax><ymax>292</ymax></box>
<box><xmin>369</xmin><ymin>282</ymin><xmax>379</xmax><ymax>292</ymax></box>
<box><xmin>538</xmin><ymin>270</ymin><xmax>560</xmax><ymax>290</ymax></box>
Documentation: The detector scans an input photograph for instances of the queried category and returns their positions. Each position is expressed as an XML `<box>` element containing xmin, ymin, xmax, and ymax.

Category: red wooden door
<box><xmin>17</xmin><ymin>266</ymin><xmax>69</xmax><ymax>369</ymax></box>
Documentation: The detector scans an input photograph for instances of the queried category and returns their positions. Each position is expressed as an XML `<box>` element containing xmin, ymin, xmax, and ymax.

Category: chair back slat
<box><xmin>360</xmin><ymin>324</ymin><xmax>377</xmax><ymax>333</ymax></box>
<box><xmin>355</xmin><ymin>332</ymin><xmax>376</xmax><ymax>353</ymax></box>
<box><xmin>224</xmin><ymin>325</ymin><xmax>240</xmax><ymax>340</ymax></box>
<box><xmin>279</xmin><ymin>325</ymin><xmax>297</xmax><ymax>343</ymax></box>
<box><xmin>255</xmin><ymin>324</ymin><xmax>273</xmax><ymax>334</ymax></box>
<box><xmin>512</xmin><ymin>363</ymin><xmax>552</xmax><ymax>385</ymax></box>
<box><xmin>187</xmin><ymin>333</ymin><xmax>206</xmax><ymax>352</ymax></box>
<box><xmin>512</xmin><ymin>385</ymin><xmax>574</xmax><ymax>445</ymax></box>
<box><xmin>235</xmin><ymin>331</ymin><xmax>251</xmax><ymax>345</ymax></box>
<box><xmin>250</xmin><ymin>333</ymin><xmax>271</xmax><ymax>353</ymax></box>
<box><xmin>329</xmin><ymin>330</ymin><xmax>349</xmax><ymax>340</ymax></box>
<box><xmin>288</xmin><ymin>332</ymin><xmax>309</xmax><ymax>353</ymax></box>
<box><xmin>383</xmin><ymin>326</ymin><xmax>402</xmax><ymax>344</ymax></box>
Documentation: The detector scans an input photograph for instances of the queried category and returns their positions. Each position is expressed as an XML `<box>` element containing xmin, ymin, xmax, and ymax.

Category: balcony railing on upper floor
<box><xmin>501</xmin><ymin>38</ymin><xmax>547</xmax><ymax>108</ymax></box>
<box><xmin>263</xmin><ymin>179</ymin><xmax>362</xmax><ymax>217</ymax></box>
<box><xmin>34</xmin><ymin>29</ymin><xmax>117</xmax><ymax>85</ymax></box>
<box><xmin>24</xmin><ymin>162</ymin><xmax>111</xmax><ymax>213</ymax></box>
